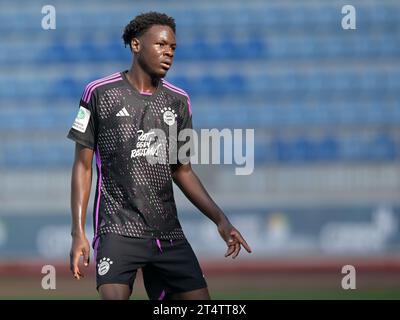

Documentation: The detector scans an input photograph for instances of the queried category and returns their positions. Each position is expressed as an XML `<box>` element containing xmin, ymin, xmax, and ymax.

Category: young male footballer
<box><xmin>68</xmin><ymin>12</ymin><xmax>251</xmax><ymax>300</ymax></box>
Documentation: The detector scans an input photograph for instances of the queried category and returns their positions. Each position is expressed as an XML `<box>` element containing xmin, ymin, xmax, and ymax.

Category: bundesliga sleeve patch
<box><xmin>72</xmin><ymin>106</ymin><xmax>91</xmax><ymax>133</ymax></box>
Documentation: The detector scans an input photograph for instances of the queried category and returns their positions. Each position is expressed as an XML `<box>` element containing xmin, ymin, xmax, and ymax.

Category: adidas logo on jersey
<box><xmin>116</xmin><ymin>107</ymin><xmax>130</xmax><ymax>117</ymax></box>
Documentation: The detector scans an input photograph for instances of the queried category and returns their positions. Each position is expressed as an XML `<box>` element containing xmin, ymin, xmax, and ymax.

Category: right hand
<box><xmin>69</xmin><ymin>234</ymin><xmax>90</xmax><ymax>280</ymax></box>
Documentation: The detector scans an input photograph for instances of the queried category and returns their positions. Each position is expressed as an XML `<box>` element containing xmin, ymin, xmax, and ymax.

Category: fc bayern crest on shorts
<box><xmin>97</xmin><ymin>257</ymin><xmax>113</xmax><ymax>276</ymax></box>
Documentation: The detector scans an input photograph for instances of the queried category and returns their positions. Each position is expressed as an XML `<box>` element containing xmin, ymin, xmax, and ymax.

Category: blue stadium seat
<box><xmin>318</xmin><ymin>136</ymin><xmax>339</xmax><ymax>161</ymax></box>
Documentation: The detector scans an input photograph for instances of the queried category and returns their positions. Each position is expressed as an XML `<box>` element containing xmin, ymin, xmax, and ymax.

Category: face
<box><xmin>132</xmin><ymin>25</ymin><xmax>176</xmax><ymax>78</ymax></box>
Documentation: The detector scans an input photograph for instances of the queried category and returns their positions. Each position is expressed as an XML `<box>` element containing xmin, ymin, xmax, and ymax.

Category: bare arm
<box><xmin>69</xmin><ymin>143</ymin><xmax>94</xmax><ymax>279</ymax></box>
<box><xmin>172</xmin><ymin>163</ymin><xmax>252</xmax><ymax>258</ymax></box>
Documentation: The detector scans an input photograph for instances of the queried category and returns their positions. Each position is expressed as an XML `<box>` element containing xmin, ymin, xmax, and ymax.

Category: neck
<box><xmin>126</xmin><ymin>61</ymin><xmax>159</xmax><ymax>94</ymax></box>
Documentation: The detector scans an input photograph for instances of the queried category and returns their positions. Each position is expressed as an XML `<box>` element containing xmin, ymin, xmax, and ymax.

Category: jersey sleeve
<box><xmin>67</xmin><ymin>89</ymin><xmax>98</xmax><ymax>150</ymax></box>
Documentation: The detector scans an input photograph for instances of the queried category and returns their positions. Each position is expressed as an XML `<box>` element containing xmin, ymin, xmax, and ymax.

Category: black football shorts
<box><xmin>94</xmin><ymin>233</ymin><xmax>207</xmax><ymax>299</ymax></box>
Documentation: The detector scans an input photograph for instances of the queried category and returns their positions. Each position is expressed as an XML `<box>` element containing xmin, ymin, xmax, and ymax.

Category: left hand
<box><xmin>217</xmin><ymin>220</ymin><xmax>252</xmax><ymax>259</ymax></box>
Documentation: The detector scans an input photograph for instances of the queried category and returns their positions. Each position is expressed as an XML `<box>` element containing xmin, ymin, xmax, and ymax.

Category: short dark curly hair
<box><xmin>122</xmin><ymin>12</ymin><xmax>176</xmax><ymax>49</ymax></box>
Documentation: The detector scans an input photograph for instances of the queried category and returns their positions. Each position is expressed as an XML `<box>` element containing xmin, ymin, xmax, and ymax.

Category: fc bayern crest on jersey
<box><xmin>97</xmin><ymin>257</ymin><xmax>113</xmax><ymax>276</ymax></box>
<box><xmin>161</xmin><ymin>107</ymin><xmax>177</xmax><ymax>126</ymax></box>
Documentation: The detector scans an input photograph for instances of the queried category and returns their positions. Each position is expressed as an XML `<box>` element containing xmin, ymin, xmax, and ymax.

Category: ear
<box><xmin>131</xmin><ymin>38</ymin><xmax>140</xmax><ymax>53</ymax></box>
